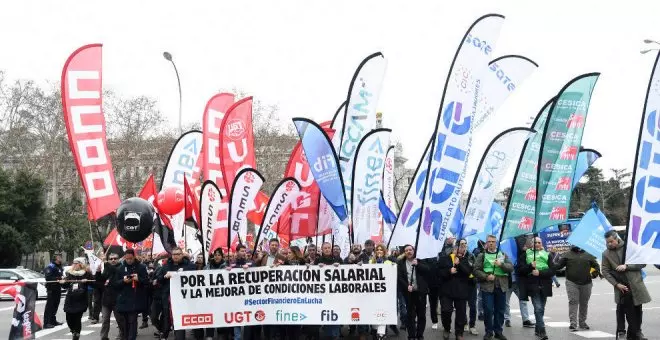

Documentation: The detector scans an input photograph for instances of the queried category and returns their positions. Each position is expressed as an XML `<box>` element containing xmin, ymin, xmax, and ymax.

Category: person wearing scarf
<box><xmin>517</xmin><ymin>237</ymin><xmax>556</xmax><ymax>340</ymax></box>
<box><xmin>438</xmin><ymin>239</ymin><xmax>474</xmax><ymax>340</ymax></box>
<box><xmin>62</xmin><ymin>259</ymin><xmax>94</xmax><ymax>340</ymax></box>
<box><xmin>204</xmin><ymin>248</ymin><xmax>229</xmax><ymax>340</ymax></box>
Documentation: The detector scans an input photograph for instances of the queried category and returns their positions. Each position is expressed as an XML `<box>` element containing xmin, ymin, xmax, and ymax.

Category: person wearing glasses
<box><xmin>517</xmin><ymin>237</ymin><xmax>557</xmax><ymax>340</ymax></box>
<box><xmin>474</xmin><ymin>235</ymin><xmax>514</xmax><ymax>340</ymax></box>
<box><xmin>158</xmin><ymin>247</ymin><xmax>195</xmax><ymax>340</ymax></box>
<box><xmin>438</xmin><ymin>239</ymin><xmax>475</xmax><ymax>340</ymax></box>
<box><xmin>96</xmin><ymin>252</ymin><xmax>124</xmax><ymax>340</ymax></box>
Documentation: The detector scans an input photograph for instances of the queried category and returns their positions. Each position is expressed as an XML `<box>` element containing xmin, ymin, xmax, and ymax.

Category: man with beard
<box><xmin>474</xmin><ymin>235</ymin><xmax>514</xmax><ymax>340</ymax></box>
<box><xmin>96</xmin><ymin>253</ymin><xmax>124</xmax><ymax>340</ymax></box>
<box><xmin>306</xmin><ymin>244</ymin><xmax>320</xmax><ymax>265</ymax></box>
<box><xmin>438</xmin><ymin>239</ymin><xmax>474</xmax><ymax>340</ymax></box>
<box><xmin>259</xmin><ymin>239</ymin><xmax>286</xmax><ymax>339</ymax></box>
<box><xmin>397</xmin><ymin>244</ymin><xmax>429</xmax><ymax>340</ymax></box>
<box><xmin>43</xmin><ymin>254</ymin><xmax>64</xmax><ymax>328</ymax></box>
<box><xmin>158</xmin><ymin>247</ymin><xmax>195</xmax><ymax>340</ymax></box>
<box><xmin>602</xmin><ymin>230</ymin><xmax>650</xmax><ymax>340</ymax></box>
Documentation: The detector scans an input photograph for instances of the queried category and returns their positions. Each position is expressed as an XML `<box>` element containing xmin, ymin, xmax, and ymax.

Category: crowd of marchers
<box><xmin>40</xmin><ymin>231</ymin><xmax>658</xmax><ymax>340</ymax></box>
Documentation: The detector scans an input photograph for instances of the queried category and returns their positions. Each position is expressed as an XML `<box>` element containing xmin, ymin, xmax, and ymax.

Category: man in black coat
<box><xmin>397</xmin><ymin>244</ymin><xmax>429</xmax><ymax>340</ymax></box>
<box><xmin>438</xmin><ymin>239</ymin><xmax>474</xmax><ymax>340</ymax></box>
<box><xmin>113</xmin><ymin>249</ymin><xmax>149</xmax><ymax>340</ymax></box>
<box><xmin>96</xmin><ymin>252</ymin><xmax>124</xmax><ymax>340</ymax></box>
<box><xmin>157</xmin><ymin>247</ymin><xmax>196</xmax><ymax>340</ymax></box>
<box><xmin>43</xmin><ymin>254</ymin><xmax>64</xmax><ymax>328</ymax></box>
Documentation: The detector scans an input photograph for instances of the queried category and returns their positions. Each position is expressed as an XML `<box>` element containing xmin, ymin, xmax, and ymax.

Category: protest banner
<box><xmin>169</xmin><ymin>264</ymin><xmax>397</xmax><ymax>329</ymax></box>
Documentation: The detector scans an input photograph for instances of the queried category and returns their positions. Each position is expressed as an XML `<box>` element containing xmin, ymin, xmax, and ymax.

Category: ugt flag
<box><xmin>567</xmin><ymin>203</ymin><xmax>612</xmax><ymax>258</ymax></box>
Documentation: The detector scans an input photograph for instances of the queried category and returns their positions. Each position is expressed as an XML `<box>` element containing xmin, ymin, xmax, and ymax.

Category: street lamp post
<box><xmin>163</xmin><ymin>51</ymin><xmax>183</xmax><ymax>134</ymax></box>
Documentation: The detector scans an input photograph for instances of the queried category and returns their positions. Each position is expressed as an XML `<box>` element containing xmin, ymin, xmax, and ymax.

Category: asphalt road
<box><xmin>2</xmin><ymin>268</ymin><xmax>659</xmax><ymax>339</ymax></box>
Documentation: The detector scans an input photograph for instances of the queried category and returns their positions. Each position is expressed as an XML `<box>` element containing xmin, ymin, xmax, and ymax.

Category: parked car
<box><xmin>0</xmin><ymin>267</ymin><xmax>48</xmax><ymax>300</ymax></box>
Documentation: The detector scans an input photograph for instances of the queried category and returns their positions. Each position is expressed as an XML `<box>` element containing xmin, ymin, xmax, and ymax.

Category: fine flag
<box><xmin>351</xmin><ymin>128</ymin><xmax>392</xmax><ymax>245</ymax></box>
<box><xmin>536</xmin><ymin>73</ymin><xmax>599</xmax><ymax>230</ymax></box>
<box><xmin>61</xmin><ymin>44</ymin><xmax>120</xmax><ymax>220</ymax></box>
<box><xmin>626</xmin><ymin>50</ymin><xmax>660</xmax><ymax>263</ymax></box>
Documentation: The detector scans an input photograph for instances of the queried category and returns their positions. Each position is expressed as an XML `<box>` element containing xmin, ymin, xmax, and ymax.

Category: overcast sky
<box><xmin>2</xmin><ymin>0</ymin><xmax>659</xmax><ymax>186</ymax></box>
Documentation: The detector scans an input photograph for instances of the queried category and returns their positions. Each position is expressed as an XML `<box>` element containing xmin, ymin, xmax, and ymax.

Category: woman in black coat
<box><xmin>62</xmin><ymin>259</ymin><xmax>94</xmax><ymax>340</ymax></box>
<box><xmin>437</xmin><ymin>239</ymin><xmax>474</xmax><ymax>340</ymax></box>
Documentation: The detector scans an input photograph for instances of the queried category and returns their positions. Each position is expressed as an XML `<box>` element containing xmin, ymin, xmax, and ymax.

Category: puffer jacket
<box><xmin>63</xmin><ymin>269</ymin><xmax>94</xmax><ymax>314</ymax></box>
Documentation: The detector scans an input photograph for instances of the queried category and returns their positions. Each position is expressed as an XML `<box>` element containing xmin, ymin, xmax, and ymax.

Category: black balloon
<box><xmin>116</xmin><ymin>197</ymin><xmax>155</xmax><ymax>243</ymax></box>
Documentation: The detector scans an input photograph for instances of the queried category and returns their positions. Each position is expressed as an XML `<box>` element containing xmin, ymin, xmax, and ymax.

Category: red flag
<box><xmin>220</xmin><ymin>97</ymin><xmax>255</xmax><ymax>189</ymax></box>
<box><xmin>138</xmin><ymin>174</ymin><xmax>173</xmax><ymax>230</ymax></box>
<box><xmin>61</xmin><ymin>44</ymin><xmax>120</xmax><ymax>220</ymax></box>
<box><xmin>184</xmin><ymin>176</ymin><xmax>201</xmax><ymax>228</ymax></box>
<box><xmin>276</xmin><ymin>122</ymin><xmax>334</xmax><ymax>243</ymax></box>
<box><xmin>103</xmin><ymin>228</ymin><xmax>135</xmax><ymax>249</ymax></box>
<box><xmin>202</xmin><ymin>93</ymin><xmax>235</xmax><ymax>197</ymax></box>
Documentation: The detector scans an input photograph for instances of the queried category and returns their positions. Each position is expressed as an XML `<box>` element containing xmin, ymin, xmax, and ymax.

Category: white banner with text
<box><xmin>170</xmin><ymin>264</ymin><xmax>397</xmax><ymax>329</ymax></box>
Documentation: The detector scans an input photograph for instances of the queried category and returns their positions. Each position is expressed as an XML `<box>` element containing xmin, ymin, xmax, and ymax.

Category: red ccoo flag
<box><xmin>61</xmin><ymin>44</ymin><xmax>120</xmax><ymax>220</ymax></box>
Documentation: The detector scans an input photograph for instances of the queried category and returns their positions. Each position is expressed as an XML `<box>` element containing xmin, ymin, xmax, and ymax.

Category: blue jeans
<box><xmin>233</xmin><ymin>327</ymin><xmax>241</xmax><ymax>340</ymax></box>
<box><xmin>398</xmin><ymin>291</ymin><xmax>407</xmax><ymax>325</ymax></box>
<box><xmin>505</xmin><ymin>282</ymin><xmax>530</xmax><ymax>322</ymax></box>
<box><xmin>481</xmin><ymin>287</ymin><xmax>506</xmax><ymax>335</ymax></box>
<box><xmin>530</xmin><ymin>293</ymin><xmax>547</xmax><ymax>333</ymax></box>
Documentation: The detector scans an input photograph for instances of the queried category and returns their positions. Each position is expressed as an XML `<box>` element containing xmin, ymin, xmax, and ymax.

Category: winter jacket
<box><xmin>397</xmin><ymin>258</ymin><xmax>430</xmax><ymax>295</ymax></box>
<box><xmin>63</xmin><ymin>269</ymin><xmax>94</xmax><ymax>314</ymax></box>
<box><xmin>318</xmin><ymin>255</ymin><xmax>342</xmax><ymax>265</ymax></box>
<box><xmin>44</xmin><ymin>261</ymin><xmax>64</xmax><ymax>290</ymax></box>
<box><xmin>474</xmin><ymin>250</ymin><xmax>514</xmax><ymax>293</ymax></box>
<box><xmin>112</xmin><ymin>261</ymin><xmax>149</xmax><ymax>313</ymax></box>
<box><xmin>602</xmin><ymin>242</ymin><xmax>651</xmax><ymax>306</ymax></box>
<box><xmin>438</xmin><ymin>249</ymin><xmax>474</xmax><ymax>300</ymax></box>
<box><xmin>95</xmin><ymin>262</ymin><xmax>120</xmax><ymax>306</ymax></box>
<box><xmin>555</xmin><ymin>248</ymin><xmax>600</xmax><ymax>285</ymax></box>
<box><xmin>517</xmin><ymin>249</ymin><xmax>557</xmax><ymax>298</ymax></box>
<box><xmin>157</xmin><ymin>257</ymin><xmax>195</xmax><ymax>301</ymax></box>
<box><xmin>205</xmin><ymin>258</ymin><xmax>227</xmax><ymax>270</ymax></box>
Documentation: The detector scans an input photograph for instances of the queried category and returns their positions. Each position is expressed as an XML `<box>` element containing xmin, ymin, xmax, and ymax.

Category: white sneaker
<box><xmin>432</xmin><ymin>323</ymin><xmax>438</xmax><ymax>329</ymax></box>
<box><xmin>469</xmin><ymin>327</ymin><xmax>478</xmax><ymax>335</ymax></box>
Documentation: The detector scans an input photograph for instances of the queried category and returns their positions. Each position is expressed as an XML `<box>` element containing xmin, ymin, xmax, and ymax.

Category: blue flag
<box><xmin>500</xmin><ymin>238</ymin><xmax>518</xmax><ymax>266</ymax></box>
<box><xmin>293</xmin><ymin>118</ymin><xmax>347</xmax><ymax>221</ymax></box>
<box><xmin>572</xmin><ymin>149</ymin><xmax>601</xmax><ymax>188</ymax></box>
<box><xmin>450</xmin><ymin>208</ymin><xmax>465</xmax><ymax>237</ymax></box>
<box><xmin>379</xmin><ymin>192</ymin><xmax>397</xmax><ymax>224</ymax></box>
<box><xmin>567</xmin><ymin>203</ymin><xmax>612</xmax><ymax>258</ymax></box>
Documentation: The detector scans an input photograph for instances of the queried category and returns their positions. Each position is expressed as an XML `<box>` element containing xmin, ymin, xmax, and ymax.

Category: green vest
<box><xmin>483</xmin><ymin>252</ymin><xmax>507</xmax><ymax>276</ymax></box>
<box><xmin>525</xmin><ymin>249</ymin><xmax>549</xmax><ymax>271</ymax></box>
